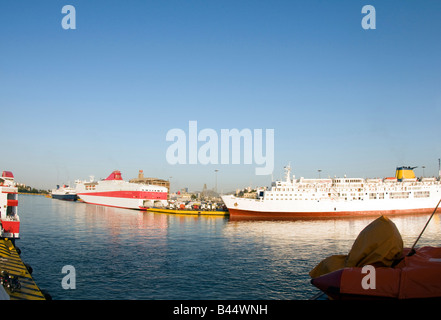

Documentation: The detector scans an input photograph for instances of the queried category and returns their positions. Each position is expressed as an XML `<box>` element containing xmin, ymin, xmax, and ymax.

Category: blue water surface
<box><xmin>16</xmin><ymin>195</ymin><xmax>441</xmax><ymax>300</ymax></box>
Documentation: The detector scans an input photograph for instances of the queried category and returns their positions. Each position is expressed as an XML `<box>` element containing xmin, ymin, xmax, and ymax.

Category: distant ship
<box><xmin>222</xmin><ymin>165</ymin><xmax>441</xmax><ymax>219</ymax></box>
<box><xmin>75</xmin><ymin>170</ymin><xmax>168</xmax><ymax>210</ymax></box>
<box><xmin>51</xmin><ymin>185</ymin><xmax>78</xmax><ymax>201</ymax></box>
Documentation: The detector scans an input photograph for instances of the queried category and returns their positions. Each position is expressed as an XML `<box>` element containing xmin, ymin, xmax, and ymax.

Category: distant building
<box><xmin>129</xmin><ymin>170</ymin><xmax>170</xmax><ymax>199</ymax></box>
<box><xmin>172</xmin><ymin>190</ymin><xmax>192</xmax><ymax>201</ymax></box>
<box><xmin>243</xmin><ymin>191</ymin><xmax>257</xmax><ymax>199</ymax></box>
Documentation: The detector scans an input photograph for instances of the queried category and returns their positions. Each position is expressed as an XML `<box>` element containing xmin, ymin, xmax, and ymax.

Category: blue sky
<box><xmin>1</xmin><ymin>0</ymin><xmax>440</xmax><ymax>192</ymax></box>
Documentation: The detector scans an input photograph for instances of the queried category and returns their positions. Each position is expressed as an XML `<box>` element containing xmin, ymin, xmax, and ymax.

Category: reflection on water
<box><xmin>16</xmin><ymin>195</ymin><xmax>441</xmax><ymax>300</ymax></box>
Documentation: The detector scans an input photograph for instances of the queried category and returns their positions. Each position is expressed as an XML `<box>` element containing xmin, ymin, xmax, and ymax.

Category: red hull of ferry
<box><xmin>227</xmin><ymin>207</ymin><xmax>439</xmax><ymax>220</ymax></box>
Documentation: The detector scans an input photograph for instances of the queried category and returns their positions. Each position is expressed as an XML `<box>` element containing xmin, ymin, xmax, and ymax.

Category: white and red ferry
<box><xmin>75</xmin><ymin>170</ymin><xmax>168</xmax><ymax>210</ymax></box>
<box><xmin>0</xmin><ymin>171</ymin><xmax>20</xmax><ymax>239</ymax></box>
<box><xmin>222</xmin><ymin>165</ymin><xmax>441</xmax><ymax>219</ymax></box>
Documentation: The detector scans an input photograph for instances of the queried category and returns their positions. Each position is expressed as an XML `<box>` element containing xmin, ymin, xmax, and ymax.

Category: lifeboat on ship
<box><xmin>310</xmin><ymin>215</ymin><xmax>441</xmax><ymax>300</ymax></box>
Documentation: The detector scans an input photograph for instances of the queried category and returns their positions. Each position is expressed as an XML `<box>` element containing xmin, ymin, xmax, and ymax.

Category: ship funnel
<box><xmin>105</xmin><ymin>170</ymin><xmax>123</xmax><ymax>181</ymax></box>
<box><xmin>395</xmin><ymin>166</ymin><xmax>416</xmax><ymax>181</ymax></box>
<box><xmin>1</xmin><ymin>171</ymin><xmax>14</xmax><ymax>181</ymax></box>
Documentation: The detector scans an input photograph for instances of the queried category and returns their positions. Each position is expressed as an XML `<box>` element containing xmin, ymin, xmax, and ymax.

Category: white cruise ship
<box><xmin>222</xmin><ymin>165</ymin><xmax>441</xmax><ymax>219</ymax></box>
<box><xmin>75</xmin><ymin>170</ymin><xmax>168</xmax><ymax>210</ymax></box>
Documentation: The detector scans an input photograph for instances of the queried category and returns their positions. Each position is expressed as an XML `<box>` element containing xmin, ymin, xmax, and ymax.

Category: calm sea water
<box><xmin>16</xmin><ymin>194</ymin><xmax>441</xmax><ymax>300</ymax></box>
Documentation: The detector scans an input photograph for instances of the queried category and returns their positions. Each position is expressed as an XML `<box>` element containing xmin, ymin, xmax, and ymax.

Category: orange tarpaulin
<box><xmin>337</xmin><ymin>247</ymin><xmax>441</xmax><ymax>299</ymax></box>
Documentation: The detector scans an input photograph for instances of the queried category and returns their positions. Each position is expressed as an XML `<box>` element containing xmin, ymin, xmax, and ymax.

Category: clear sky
<box><xmin>1</xmin><ymin>0</ymin><xmax>440</xmax><ymax>192</ymax></box>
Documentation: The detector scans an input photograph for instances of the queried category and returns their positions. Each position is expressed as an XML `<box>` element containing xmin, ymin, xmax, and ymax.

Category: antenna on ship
<box><xmin>284</xmin><ymin>163</ymin><xmax>292</xmax><ymax>183</ymax></box>
<box><xmin>438</xmin><ymin>158</ymin><xmax>440</xmax><ymax>178</ymax></box>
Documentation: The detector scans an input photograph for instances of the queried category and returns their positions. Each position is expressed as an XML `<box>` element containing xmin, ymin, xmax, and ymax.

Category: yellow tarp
<box><xmin>309</xmin><ymin>215</ymin><xmax>403</xmax><ymax>278</ymax></box>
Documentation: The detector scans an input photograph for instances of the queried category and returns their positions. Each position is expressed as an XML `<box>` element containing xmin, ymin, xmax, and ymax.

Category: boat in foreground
<box><xmin>222</xmin><ymin>165</ymin><xmax>441</xmax><ymax>219</ymax></box>
<box><xmin>310</xmin><ymin>215</ymin><xmax>441</xmax><ymax>300</ymax></box>
<box><xmin>75</xmin><ymin>170</ymin><xmax>168</xmax><ymax>210</ymax></box>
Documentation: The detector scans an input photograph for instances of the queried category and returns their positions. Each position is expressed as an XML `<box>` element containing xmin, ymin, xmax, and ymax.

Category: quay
<box><xmin>146</xmin><ymin>207</ymin><xmax>229</xmax><ymax>216</ymax></box>
<box><xmin>0</xmin><ymin>239</ymin><xmax>47</xmax><ymax>300</ymax></box>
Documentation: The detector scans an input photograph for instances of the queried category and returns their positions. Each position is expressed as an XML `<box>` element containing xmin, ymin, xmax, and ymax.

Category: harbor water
<box><xmin>17</xmin><ymin>195</ymin><xmax>441</xmax><ymax>300</ymax></box>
